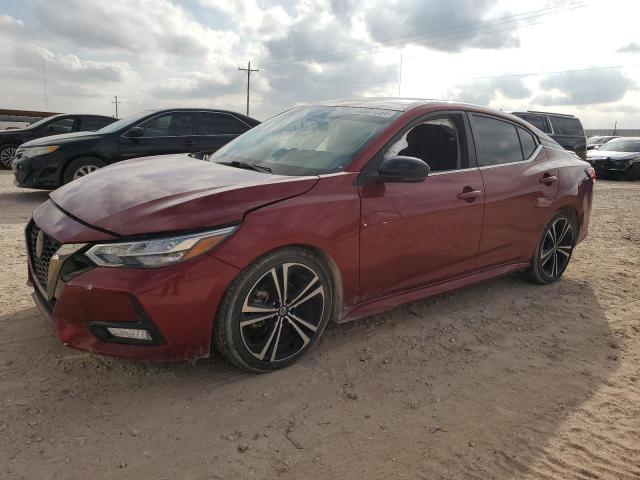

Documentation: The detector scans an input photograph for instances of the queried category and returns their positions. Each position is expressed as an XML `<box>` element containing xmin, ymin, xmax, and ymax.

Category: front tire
<box><xmin>213</xmin><ymin>247</ymin><xmax>334</xmax><ymax>372</ymax></box>
<box><xmin>524</xmin><ymin>211</ymin><xmax>575</xmax><ymax>285</ymax></box>
<box><xmin>63</xmin><ymin>157</ymin><xmax>106</xmax><ymax>184</ymax></box>
<box><xmin>0</xmin><ymin>144</ymin><xmax>18</xmax><ymax>170</ymax></box>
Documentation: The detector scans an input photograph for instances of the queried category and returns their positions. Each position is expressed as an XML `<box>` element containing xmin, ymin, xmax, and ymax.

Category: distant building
<box><xmin>585</xmin><ymin>129</ymin><xmax>640</xmax><ymax>137</ymax></box>
<box><xmin>0</xmin><ymin>109</ymin><xmax>60</xmax><ymax>130</ymax></box>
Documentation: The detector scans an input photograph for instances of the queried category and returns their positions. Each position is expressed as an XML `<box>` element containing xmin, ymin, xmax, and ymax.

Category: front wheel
<box><xmin>63</xmin><ymin>157</ymin><xmax>107</xmax><ymax>184</ymax></box>
<box><xmin>0</xmin><ymin>144</ymin><xmax>18</xmax><ymax>170</ymax></box>
<box><xmin>524</xmin><ymin>212</ymin><xmax>575</xmax><ymax>285</ymax></box>
<box><xmin>213</xmin><ymin>247</ymin><xmax>334</xmax><ymax>372</ymax></box>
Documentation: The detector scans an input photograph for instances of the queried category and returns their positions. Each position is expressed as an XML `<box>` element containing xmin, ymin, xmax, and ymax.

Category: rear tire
<box><xmin>63</xmin><ymin>157</ymin><xmax>106</xmax><ymax>184</ymax></box>
<box><xmin>524</xmin><ymin>211</ymin><xmax>575</xmax><ymax>285</ymax></box>
<box><xmin>625</xmin><ymin>163</ymin><xmax>640</xmax><ymax>181</ymax></box>
<box><xmin>0</xmin><ymin>144</ymin><xmax>18</xmax><ymax>170</ymax></box>
<box><xmin>213</xmin><ymin>247</ymin><xmax>334</xmax><ymax>372</ymax></box>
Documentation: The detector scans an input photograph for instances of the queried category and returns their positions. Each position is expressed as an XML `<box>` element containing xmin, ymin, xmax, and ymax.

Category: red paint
<box><xmin>28</xmin><ymin>100</ymin><xmax>593</xmax><ymax>362</ymax></box>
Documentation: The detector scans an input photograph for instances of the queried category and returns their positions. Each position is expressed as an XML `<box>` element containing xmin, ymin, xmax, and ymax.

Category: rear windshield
<box><xmin>549</xmin><ymin>116</ymin><xmax>584</xmax><ymax>136</ymax></box>
<box><xmin>513</xmin><ymin>114</ymin><xmax>550</xmax><ymax>133</ymax></box>
<box><xmin>598</xmin><ymin>138</ymin><xmax>640</xmax><ymax>152</ymax></box>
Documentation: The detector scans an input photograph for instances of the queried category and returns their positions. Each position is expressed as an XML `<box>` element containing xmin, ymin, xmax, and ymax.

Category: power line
<box><xmin>261</xmin><ymin>1</ymin><xmax>586</xmax><ymax>67</ymax></box>
<box><xmin>472</xmin><ymin>65</ymin><xmax>624</xmax><ymax>80</ymax></box>
<box><xmin>238</xmin><ymin>61</ymin><xmax>259</xmax><ymax>116</ymax></box>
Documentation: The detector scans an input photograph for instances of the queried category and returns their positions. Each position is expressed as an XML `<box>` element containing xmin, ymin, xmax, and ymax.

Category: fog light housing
<box><xmin>106</xmin><ymin>327</ymin><xmax>152</xmax><ymax>341</ymax></box>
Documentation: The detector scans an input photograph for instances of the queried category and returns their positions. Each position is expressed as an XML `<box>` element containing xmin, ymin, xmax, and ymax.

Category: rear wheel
<box><xmin>63</xmin><ymin>157</ymin><xmax>106</xmax><ymax>184</ymax></box>
<box><xmin>0</xmin><ymin>144</ymin><xmax>18</xmax><ymax>170</ymax></box>
<box><xmin>213</xmin><ymin>247</ymin><xmax>334</xmax><ymax>372</ymax></box>
<box><xmin>625</xmin><ymin>163</ymin><xmax>640</xmax><ymax>181</ymax></box>
<box><xmin>524</xmin><ymin>212</ymin><xmax>575</xmax><ymax>285</ymax></box>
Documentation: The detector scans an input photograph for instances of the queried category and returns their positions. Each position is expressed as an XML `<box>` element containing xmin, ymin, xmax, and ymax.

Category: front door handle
<box><xmin>183</xmin><ymin>140</ymin><xmax>196</xmax><ymax>147</ymax></box>
<box><xmin>457</xmin><ymin>188</ymin><xmax>483</xmax><ymax>201</ymax></box>
<box><xmin>540</xmin><ymin>174</ymin><xmax>558</xmax><ymax>185</ymax></box>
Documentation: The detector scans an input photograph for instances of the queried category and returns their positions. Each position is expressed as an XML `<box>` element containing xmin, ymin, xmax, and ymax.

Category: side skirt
<box><xmin>339</xmin><ymin>261</ymin><xmax>531</xmax><ymax>323</ymax></box>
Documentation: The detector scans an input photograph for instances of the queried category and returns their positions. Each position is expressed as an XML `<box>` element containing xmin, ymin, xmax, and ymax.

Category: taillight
<box><xmin>585</xmin><ymin>166</ymin><xmax>596</xmax><ymax>184</ymax></box>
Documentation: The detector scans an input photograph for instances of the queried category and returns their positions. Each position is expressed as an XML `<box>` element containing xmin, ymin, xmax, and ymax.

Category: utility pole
<box><xmin>112</xmin><ymin>96</ymin><xmax>122</xmax><ymax>118</ymax></box>
<box><xmin>238</xmin><ymin>61</ymin><xmax>259</xmax><ymax>116</ymax></box>
<box><xmin>42</xmin><ymin>58</ymin><xmax>48</xmax><ymax>111</ymax></box>
<box><xmin>398</xmin><ymin>53</ymin><xmax>403</xmax><ymax>97</ymax></box>
<box><xmin>613</xmin><ymin>120</ymin><xmax>618</xmax><ymax>135</ymax></box>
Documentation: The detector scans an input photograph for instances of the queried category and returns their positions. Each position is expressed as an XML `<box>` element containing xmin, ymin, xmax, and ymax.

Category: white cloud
<box><xmin>0</xmin><ymin>0</ymin><xmax>639</xmax><ymax>127</ymax></box>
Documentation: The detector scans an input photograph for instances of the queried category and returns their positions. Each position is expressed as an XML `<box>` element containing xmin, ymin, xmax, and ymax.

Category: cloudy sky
<box><xmin>1</xmin><ymin>0</ymin><xmax>639</xmax><ymax>128</ymax></box>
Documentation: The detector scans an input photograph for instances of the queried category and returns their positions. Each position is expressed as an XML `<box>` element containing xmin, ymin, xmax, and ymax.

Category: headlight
<box><xmin>22</xmin><ymin>145</ymin><xmax>59</xmax><ymax>157</ymax></box>
<box><xmin>85</xmin><ymin>226</ymin><xmax>237</xmax><ymax>268</ymax></box>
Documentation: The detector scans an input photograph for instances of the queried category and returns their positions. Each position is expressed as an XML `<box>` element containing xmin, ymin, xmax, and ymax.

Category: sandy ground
<box><xmin>0</xmin><ymin>170</ymin><xmax>639</xmax><ymax>480</ymax></box>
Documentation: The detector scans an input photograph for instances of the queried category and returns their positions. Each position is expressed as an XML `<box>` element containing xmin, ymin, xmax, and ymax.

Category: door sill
<box><xmin>340</xmin><ymin>261</ymin><xmax>530</xmax><ymax>323</ymax></box>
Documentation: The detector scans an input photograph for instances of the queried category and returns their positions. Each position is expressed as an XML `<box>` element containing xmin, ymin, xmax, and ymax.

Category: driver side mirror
<box><xmin>378</xmin><ymin>156</ymin><xmax>430</xmax><ymax>183</ymax></box>
<box><xmin>124</xmin><ymin>126</ymin><xmax>144</xmax><ymax>138</ymax></box>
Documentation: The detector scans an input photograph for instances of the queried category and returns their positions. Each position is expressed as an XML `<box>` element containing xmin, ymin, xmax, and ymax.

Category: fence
<box><xmin>585</xmin><ymin>129</ymin><xmax>640</xmax><ymax>137</ymax></box>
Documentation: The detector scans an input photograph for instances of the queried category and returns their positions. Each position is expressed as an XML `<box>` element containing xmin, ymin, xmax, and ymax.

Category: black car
<box><xmin>0</xmin><ymin>114</ymin><xmax>116</xmax><ymax>169</ymax></box>
<box><xmin>13</xmin><ymin>109</ymin><xmax>259</xmax><ymax>189</ymax></box>
<box><xmin>586</xmin><ymin>137</ymin><xmax>640</xmax><ymax>180</ymax></box>
<box><xmin>511</xmin><ymin>111</ymin><xmax>587</xmax><ymax>160</ymax></box>
<box><xmin>587</xmin><ymin>135</ymin><xmax>619</xmax><ymax>150</ymax></box>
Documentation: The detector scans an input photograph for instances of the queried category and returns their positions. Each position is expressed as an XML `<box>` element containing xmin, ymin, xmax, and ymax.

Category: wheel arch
<box><xmin>216</xmin><ymin>242</ymin><xmax>346</xmax><ymax>322</ymax></box>
<box><xmin>60</xmin><ymin>154</ymin><xmax>109</xmax><ymax>184</ymax></box>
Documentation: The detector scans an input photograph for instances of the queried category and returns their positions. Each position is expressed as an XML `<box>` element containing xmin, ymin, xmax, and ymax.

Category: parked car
<box><xmin>12</xmin><ymin>108</ymin><xmax>259</xmax><ymax>189</ymax></box>
<box><xmin>512</xmin><ymin>111</ymin><xmax>587</xmax><ymax>160</ymax></box>
<box><xmin>25</xmin><ymin>99</ymin><xmax>594</xmax><ymax>372</ymax></box>
<box><xmin>586</xmin><ymin>137</ymin><xmax>640</xmax><ymax>180</ymax></box>
<box><xmin>587</xmin><ymin>135</ymin><xmax>619</xmax><ymax>150</ymax></box>
<box><xmin>0</xmin><ymin>113</ymin><xmax>116</xmax><ymax>170</ymax></box>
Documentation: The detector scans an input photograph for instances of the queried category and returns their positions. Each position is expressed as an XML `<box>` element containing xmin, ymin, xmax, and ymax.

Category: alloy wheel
<box><xmin>0</xmin><ymin>146</ymin><xmax>17</xmax><ymax>168</ymax></box>
<box><xmin>73</xmin><ymin>165</ymin><xmax>99</xmax><ymax>179</ymax></box>
<box><xmin>239</xmin><ymin>262</ymin><xmax>325</xmax><ymax>363</ymax></box>
<box><xmin>540</xmin><ymin>217</ymin><xmax>574</xmax><ymax>278</ymax></box>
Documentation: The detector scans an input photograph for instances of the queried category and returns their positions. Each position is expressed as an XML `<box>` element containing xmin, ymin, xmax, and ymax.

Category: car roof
<box><xmin>44</xmin><ymin>113</ymin><xmax>114</xmax><ymax>119</ymax></box>
<box><xmin>316</xmin><ymin>98</ymin><xmax>532</xmax><ymax>118</ymax></box>
<box><xmin>512</xmin><ymin>110</ymin><xmax>578</xmax><ymax>119</ymax></box>
<box><xmin>316</xmin><ymin>97</ymin><xmax>544</xmax><ymax>128</ymax></box>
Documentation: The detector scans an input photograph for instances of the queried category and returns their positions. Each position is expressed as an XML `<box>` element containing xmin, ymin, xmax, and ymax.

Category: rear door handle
<box><xmin>540</xmin><ymin>174</ymin><xmax>558</xmax><ymax>185</ymax></box>
<box><xmin>457</xmin><ymin>189</ymin><xmax>483</xmax><ymax>201</ymax></box>
<box><xmin>183</xmin><ymin>140</ymin><xmax>196</xmax><ymax>147</ymax></box>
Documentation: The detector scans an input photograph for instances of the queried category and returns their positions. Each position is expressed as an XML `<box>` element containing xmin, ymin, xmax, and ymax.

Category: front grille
<box><xmin>26</xmin><ymin>222</ymin><xmax>62</xmax><ymax>293</ymax></box>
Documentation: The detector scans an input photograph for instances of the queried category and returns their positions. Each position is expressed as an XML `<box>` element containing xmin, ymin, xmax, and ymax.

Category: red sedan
<box><xmin>27</xmin><ymin>99</ymin><xmax>595</xmax><ymax>372</ymax></box>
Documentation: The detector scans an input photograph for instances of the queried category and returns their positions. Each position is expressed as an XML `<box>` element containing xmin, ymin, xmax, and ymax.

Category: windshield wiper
<box><xmin>220</xmin><ymin>161</ymin><xmax>272</xmax><ymax>173</ymax></box>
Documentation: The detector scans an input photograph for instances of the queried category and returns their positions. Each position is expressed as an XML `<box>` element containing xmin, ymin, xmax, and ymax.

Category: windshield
<box><xmin>209</xmin><ymin>106</ymin><xmax>399</xmax><ymax>175</ymax></box>
<box><xmin>97</xmin><ymin>111</ymin><xmax>153</xmax><ymax>134</ymax></box>
<box><xmin>599</xmin><ymin>138</ymin><xmax>640</xmax><ymax>152</ymax></box>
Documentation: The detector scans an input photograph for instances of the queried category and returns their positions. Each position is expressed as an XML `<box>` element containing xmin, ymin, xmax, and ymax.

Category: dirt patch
<box><xmin>1</xmin><ymin>171</ymin><xmax>639</xmax><ymax>479</ymax></box>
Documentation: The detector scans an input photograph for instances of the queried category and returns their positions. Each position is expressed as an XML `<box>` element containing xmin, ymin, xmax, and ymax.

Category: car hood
<box><xmin>21</xmin><ymin>131</ymin><xmax>103</xmax><ymax>147</ymax></box>
<box><xmin>50</xmin><ymin>154</ymin><xmax>319</xmax><ymax>236</ymax></box>
<box><xmin>587</xmin><ymin>150</ymin><xmax>639</xmax><ymax>160</ymax></box>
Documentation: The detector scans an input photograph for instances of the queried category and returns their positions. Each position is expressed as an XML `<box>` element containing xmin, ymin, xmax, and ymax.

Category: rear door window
<box><xmin>471</xmin><ymin>115</ymin><xmax>524</xmax><ymax>167</ymax></box>
<box><xmin>200</xmin><ymin>112</ymin><xmax>250</xmax><ymax>135</ymax></box>
<box><xmin>83</xmin><ymin>116</ymin><xmax>113</xmax><ymax>131</ymax></box>
<box><xmin>549</xmin><ymin>116</ymin><xmax>584</xmax><ymax>136</ymax></box>
<box><xmin>138</xmin><ymin>112</ymin><xmax>195</xmax><ymax>137</ymax></box>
